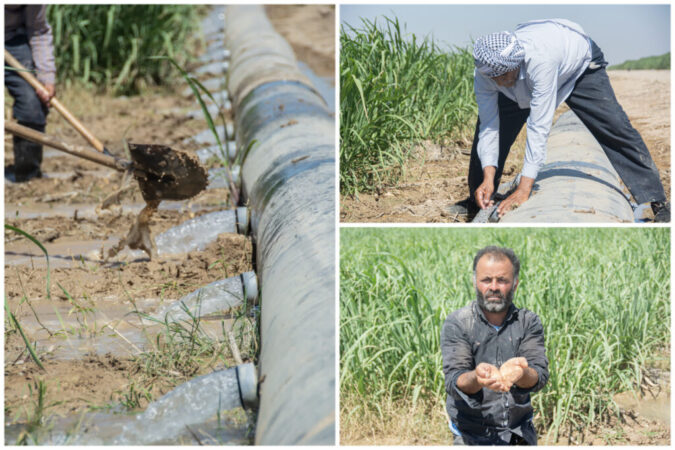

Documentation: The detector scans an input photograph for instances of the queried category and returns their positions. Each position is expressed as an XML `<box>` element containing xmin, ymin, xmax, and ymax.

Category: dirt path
<box><xmin>340</xmin><ymin>70</ymin><xmax>670</xmax><ymax>223</ymax></box>
<box><xmin>4</xmin><ymin>5</ymin><xmax>334</xmax><ymax>443</ymax></box>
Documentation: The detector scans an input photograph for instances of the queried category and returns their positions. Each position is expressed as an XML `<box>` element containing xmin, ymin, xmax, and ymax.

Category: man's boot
<box><xmin>11</xmin><ymin>122</ymin><xmax>44</xmax><ymax>182</ymax></box>
<box><xmin>652</xmin><ymin>201</ymin><xmax>670</xmax><ymax>223</ymax></box>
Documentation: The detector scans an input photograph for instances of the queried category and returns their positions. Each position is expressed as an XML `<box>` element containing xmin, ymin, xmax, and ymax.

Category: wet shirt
<box><xmin>5</xmin><ymin>5</ymin><xmax>56</xmax><ymax>85</ymax></box>
<box><xmin>474</xmin><ymin>19</ymin><xmax>592</xmax><ymax>180</ymax></box>
<box><xmin>441</xmin><ymin>301</ymin><xmax>549</xmax><ymax>445</ymax></box>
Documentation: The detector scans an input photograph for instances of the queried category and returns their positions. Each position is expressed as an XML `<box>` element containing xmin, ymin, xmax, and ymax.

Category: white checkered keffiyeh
<box><xmin>473</xmin><ymin>32</ymin><xmax>525</xmax><ymax>78</ymax></box>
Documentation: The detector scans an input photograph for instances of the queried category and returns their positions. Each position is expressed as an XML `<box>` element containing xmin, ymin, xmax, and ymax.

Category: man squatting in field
<box><xmin>451</xmin><ymin>19</ymin><xmax>670</xmax><ymax>222</ymax></box>
<box><xmin>441</xmin><ymin>246</ymin><xmax>549</xmax><ymax>445</ymax></box>
<box><xmin>5</xmin><ymin>5</ymin><xmax>56</xmax><ymax>182</ymax></box>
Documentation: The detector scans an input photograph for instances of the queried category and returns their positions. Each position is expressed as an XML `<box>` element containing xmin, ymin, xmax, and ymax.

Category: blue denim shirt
<box><xmin>441</xmin><ymin>301</ymin><xmax>549</xmax><ymax>445</ymax></box>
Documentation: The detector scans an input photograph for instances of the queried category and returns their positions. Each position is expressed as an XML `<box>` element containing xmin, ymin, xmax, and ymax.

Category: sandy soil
<box><xmin>341</xmin><ymin>70</ymin><xmax>670</xmax><ymax>223</ymax></box>
<box><xmin>4</xmin><ymin>4</ymin><xmax>334</xmax><ymax>438</ymax></box>
<box><xmin>4</xmin><ymin>80</ymin><xmax>252</xmax><ymax>422</ymax></box>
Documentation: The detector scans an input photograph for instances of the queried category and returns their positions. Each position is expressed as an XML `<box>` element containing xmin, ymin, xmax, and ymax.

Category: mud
<box><xmin>107</xmin><ymin>200</ymin><xmax>160</xmax><ymax>259</ymax></box>
<box><xmin>5</xmin><ymin>24</ymin><xmax>241</xmax><ymax>439</ymax></box>
<box><xmin>341</xmin><ymin>70</ymin><xmax>670</xmax><ymax>223</ymax></box>
<box><xmin>129</xmin><ymin>143</ymin><xmax>208</xmax><ymax>202</ymax></box>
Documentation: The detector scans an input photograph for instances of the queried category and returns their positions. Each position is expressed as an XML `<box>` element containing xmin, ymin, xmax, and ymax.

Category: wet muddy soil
<box><xmin>5</xmin><ymin>4</ymin><xmax>334</xmax><ymax>442</ymax></box>
<box><xmin>341</xmin><ymin>70</ymin><xmax>670</xmax><ymax>223</ymax></box>
<box><xmin>4</xmin><ymin>14</ymin><xmax>247</xmax><ymax>442</ymax></box>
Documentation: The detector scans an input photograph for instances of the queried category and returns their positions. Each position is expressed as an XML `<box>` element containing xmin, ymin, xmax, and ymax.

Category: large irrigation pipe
<box><xmin>224</xmin><ymin>5</ymin><xmax>335</xmax><ymax>445</ymax></box>
<box><xmin>499</xmin><ymin>111</ymin><xmax>635</xmax><ymax>223</ymax></box>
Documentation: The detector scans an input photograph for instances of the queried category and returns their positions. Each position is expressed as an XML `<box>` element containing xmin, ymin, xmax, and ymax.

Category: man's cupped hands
<box><xmin>475</xmin><ymin>357</ymin><xmax>528</xmax><ymax>392</ymax></box>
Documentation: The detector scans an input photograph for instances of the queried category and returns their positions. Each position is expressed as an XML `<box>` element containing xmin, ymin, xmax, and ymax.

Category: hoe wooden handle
<box><xmin>5</xmin><ymin>120</ymin><xmax>128</xmax><ymax>171</ymax></box>
<box><xmin>4</xmin><ymin>49</ymin><xmax>107</xmax><ymax>153</ymax></box>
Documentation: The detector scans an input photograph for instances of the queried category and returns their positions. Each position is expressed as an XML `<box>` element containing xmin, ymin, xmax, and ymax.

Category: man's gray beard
<box><xmin>476</xmin><ymin>286</ymin><xmax>515</xmax><ymax>313</ymax></box>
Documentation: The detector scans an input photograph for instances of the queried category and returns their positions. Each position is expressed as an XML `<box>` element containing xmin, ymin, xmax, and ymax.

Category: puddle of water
<box><xmin>5</xmin><ymin>369</ymin><xmax>252</xmax><ymax>445</ymax></box>
<box><xmin>6</xmin><ymin>203</ymin><xmax>238</xmax><ymax>268</ymax></box>
<box><xmin>7</xmin><ymin>294</ymin><xmax>238</xmax><ymax>360</ymax></box>
<box><xmin>5</xmin><ymin>237</ymin><xmax>146</xmax><ymax>269</ymax></box>
<box><xmin>5</xmin><ymin>200</ymin><xmax>213</xmax><ymax>220</ymax></box>
<box><xmin>614</xmin><ymin>390</ymin><xmax>670</xmax><ymax>424</ymax></box>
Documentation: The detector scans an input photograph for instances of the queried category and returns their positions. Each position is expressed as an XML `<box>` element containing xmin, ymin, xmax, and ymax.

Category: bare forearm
<box><xmin>515</xmin><ymin>367</ymin><xmax>539</xmax><ymax>389</ymax></box>
<box><xmin>456</xmin><ymin>370</ymin><xmax>482</xmax><ymax>395</ymax></box>
<box><xmin>483</xmin><ymin>166</ymin><xmax>496</xmax><ymax>181</ymax></box>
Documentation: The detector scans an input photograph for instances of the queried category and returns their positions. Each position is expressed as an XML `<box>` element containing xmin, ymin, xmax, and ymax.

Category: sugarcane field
<box><xmin>4</xmin><ymin>4</ymin><xmax>335</xmax><ymax>445</ymax></box>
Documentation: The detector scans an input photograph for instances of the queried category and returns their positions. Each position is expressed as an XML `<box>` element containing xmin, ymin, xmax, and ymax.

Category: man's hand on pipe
<box><xmin>475</xmin><ymin>166</ymin><xmax>496</xmax><ymax>209</ymax></box>
<box><xmin>497</xmin><ymin>176</ymin><xmax>535</xmax><ymax>217</ymax></box>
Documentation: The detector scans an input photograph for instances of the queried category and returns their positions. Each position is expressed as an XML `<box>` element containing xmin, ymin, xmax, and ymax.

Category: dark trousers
<box><xmin>5</xmin><ymin>34</ymin><xmax>49</xmax><ymax>177</ymax></box>
<box><xmin>5</xmin><ymin>34</ymin><xmax>49</xmax><ymax>125</ymax></box>
<box><xmin>468</xmin><ymin>40</ymin><xmax>666</xmax><ymax>206</ymax></box>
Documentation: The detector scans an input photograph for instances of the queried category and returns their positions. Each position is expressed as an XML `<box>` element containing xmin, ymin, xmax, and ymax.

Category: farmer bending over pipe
<box><xmin>449</xmin><ymin>19</ymin><xmax>670</xmax><ymax>222</ymax></box>
<box><xmin>5</xmin><ymin>5</ymin><xmax>56</xmax><ymax>182</ymax></box>
<box><xmin>441</xmin><ymin>246</ymin><xmax>549</xmax><ymax>445</ymax></box>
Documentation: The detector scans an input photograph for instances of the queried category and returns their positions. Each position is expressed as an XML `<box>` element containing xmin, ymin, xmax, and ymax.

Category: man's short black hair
<box><xmin>473</xmin><ymin>246</ymin><xmax>520</xmax><ymax>280</ymax></box>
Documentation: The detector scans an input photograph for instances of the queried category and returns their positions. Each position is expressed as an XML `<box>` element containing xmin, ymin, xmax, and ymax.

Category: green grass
<box><xmin>4</xmin><ymin>225</ymin><xmax>51</xmax><ymax>371</ymax></box>
<box><xmin>125</xmin><ymin>296</ymin><xmax>256</xmax><ymax>407</ymax></box>
<box><xmin>47</xmin><ymin>5</ymin><xmax>202</xmax><ymax>94</ymax></box>
<box><xmin>340</xmin><ymin>16</ymin><xmax>477</xmax><ymax>196</ymax></box>
<box><xmin>609</xmin><ymin>52</ymin><xmax>670</xmax><ymax>70</ymax></box>
<box><xmin>340</xmin><ymin>228</ymin><xmax>670</xmax><ymax>442</ymax></box>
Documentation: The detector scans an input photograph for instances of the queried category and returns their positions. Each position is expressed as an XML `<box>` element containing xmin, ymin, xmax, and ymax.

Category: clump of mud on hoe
<box><xmin>106</xmin><ymin>143</ymin><xmax>208</xmax><ymax>260</ymax></box>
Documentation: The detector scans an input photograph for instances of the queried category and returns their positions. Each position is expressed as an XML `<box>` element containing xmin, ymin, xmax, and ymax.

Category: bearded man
<box><xmin>440</xmin><ymin>246</ymin><xmax>549</xmax><ymax>445</ymax></box>
<box><xmin>450</xmin><ymin>18</ymin><xmax>669</xmax><ymax>222</ymax></box>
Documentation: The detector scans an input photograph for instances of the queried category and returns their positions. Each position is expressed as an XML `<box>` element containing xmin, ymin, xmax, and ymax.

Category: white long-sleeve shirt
<box><xmin>474</xmin><ymin>19</ymin><xmax>592</xmax><ymax>179</ymax></box>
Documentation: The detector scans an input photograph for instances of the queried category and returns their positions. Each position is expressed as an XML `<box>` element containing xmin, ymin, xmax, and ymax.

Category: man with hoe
<box><xmin>451</xmin><ymin>19</ymin><xmax>669</xmax><ymax>222</ymax></box>
<box><xmin>441</xmin><ymin>246</ymin><xmax>549</xmax><ymax>445</ymax></box>
<box><xmin>5</xmin><ymin>4</ymin><xmax>56</xmax><ymax>182</ymax></box>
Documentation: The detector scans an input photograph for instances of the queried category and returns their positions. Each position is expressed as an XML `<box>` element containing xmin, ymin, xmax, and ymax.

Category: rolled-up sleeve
<box><xmin>474</xmin><ymin>71</ymin><xmax>500</xmax><ymax>170</ymax></box>
<box><xmin>441</xmin><ymin>313</ymin><xmax>483</xmax><ymax>407</ymax></box>
<box><xmin>513</xmin><ymin>312</ymin><xmax>549</xmax><ymax>394</ymax></box>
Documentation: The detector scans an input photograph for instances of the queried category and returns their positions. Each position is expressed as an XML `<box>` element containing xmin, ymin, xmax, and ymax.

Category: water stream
<box><xmin>5</xmin><ymin>368</ymin><xmax>252</xmax><ymax>445</ymax></box>
<box><xmin>154</xmin><ymin>274</ymin><xmax>245</xmax><ymax>323</ymax></box>
<box><xmin>155</xmin><ymin>209</ymin><xmax>238</xmax><ymax>255</ymax></box>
